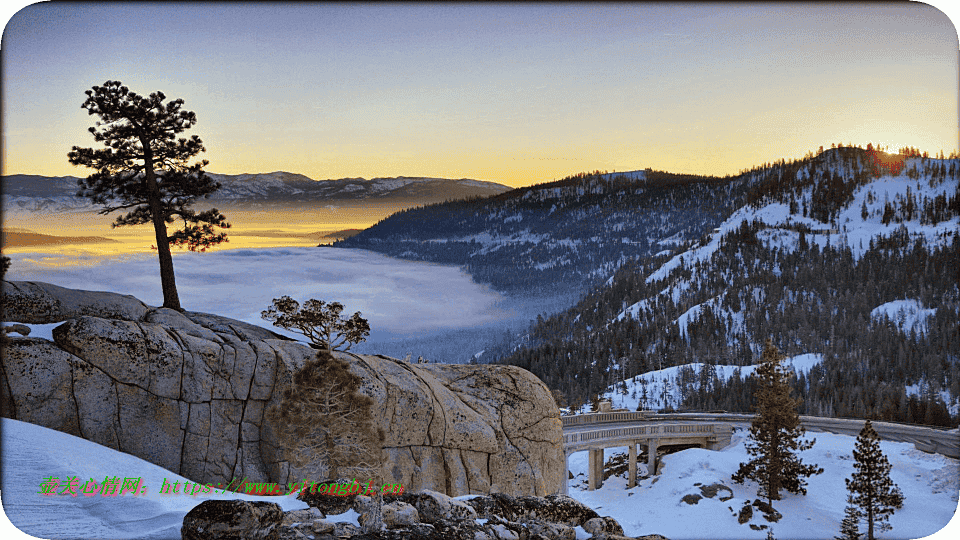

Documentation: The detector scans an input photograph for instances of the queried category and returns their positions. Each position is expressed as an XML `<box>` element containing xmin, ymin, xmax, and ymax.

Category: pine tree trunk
<box><xmin>142</xmin><ymin>151</ymin><xmax>182</xmax><ymax>310</ymax></box>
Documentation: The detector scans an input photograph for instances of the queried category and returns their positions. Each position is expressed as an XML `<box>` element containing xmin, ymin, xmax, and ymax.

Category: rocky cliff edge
<box><xmin>0</xmin><ymin>280</ymin><xmax>563</xmax><ymax>497</ymax></box>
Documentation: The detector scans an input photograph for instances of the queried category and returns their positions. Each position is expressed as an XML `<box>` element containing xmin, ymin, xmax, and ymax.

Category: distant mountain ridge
<box><xmin>335</xmin><ymin>168</ymin><xmax>744</xmax><ymax>295</ymax></box>
<box><xmin>1</xmin><ymin>172</ymin><xmax>511</xmax><ymax>214</ymax></box>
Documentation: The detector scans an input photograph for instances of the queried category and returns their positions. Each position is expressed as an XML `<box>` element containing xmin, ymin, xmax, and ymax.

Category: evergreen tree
<box><xmin>836</xmin><ymin>500</ymin><xmax>862</xmax><ymax>540</ymax></box>
<box><xmin>262</xmin><ymin>296</ymin><xmax>371</xmax><ymax>352</ymax></box>
<box><xmin>68</xmin><ymin>80</ymin><xmax>229</xmax><ymax>310</ymax></box>
<box><xmin>845</xmin><ymin>420</ymin><xmax>904</xmax><ymax>540</ymax></box>
<box><xmin>732</xmin><ymin>339</ymin><xmax>823</xmax><ymax>508</ymax></box>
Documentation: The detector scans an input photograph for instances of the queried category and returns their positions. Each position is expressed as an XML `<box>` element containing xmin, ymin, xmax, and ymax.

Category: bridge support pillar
<box><xmin>646</xmin><ymin>438</ymin><xmax>659</xmax><ymax>475</ymax></box>
<box><xmin>588</xmin><ymin>448</ymin><xmax>604</xmax><ymax>491</ymax></box>
<box><xmin>627</xmin><ymin>442</ymin><xmax>637</xmax><ymax>488</ymax></box>
<box><xmin>561</xmin><ymin>452</ymin><xmax>569</xmax><ymax>496</ymax></box>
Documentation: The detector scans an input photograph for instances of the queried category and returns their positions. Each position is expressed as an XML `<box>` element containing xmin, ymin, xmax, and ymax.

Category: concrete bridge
<box><xmin>559</xmin><ymin>409</ymin><xmax>959</xmax><ymax>495</ymax></box>
<box><xmin>560</xmin><ymin>411</ymin><xmax>733</xmax><ymax>494</ymax></box>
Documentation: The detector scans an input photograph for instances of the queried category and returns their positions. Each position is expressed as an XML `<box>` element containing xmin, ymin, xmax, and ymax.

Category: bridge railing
<box><xmin>562</xmin><ymin>422</ymin><xmax>731</xmax><ymax>453</ymax></box>
<box><xmin>560</xmin><ymin>411</ymin><xmax>654</xmax><ymax>427</ymax></box>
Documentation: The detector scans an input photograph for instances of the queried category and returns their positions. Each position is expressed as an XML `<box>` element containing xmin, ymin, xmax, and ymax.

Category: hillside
<box><xmin>491</xmin><ymin>146</ymin><xmax>960</xmax><ymax>426</ymax></box>
<box><xmin>335</xmin><ymin>169</ymin><xmax>749</xmax><ymax>296</ymax></box>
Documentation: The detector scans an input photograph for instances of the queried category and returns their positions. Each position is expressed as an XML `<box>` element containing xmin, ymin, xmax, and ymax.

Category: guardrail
<box><xmin>561</xmin><ymin>412</ymin><xmax>960</xmax><ymax>459</ymax></box>
<box><xmin>561</xmin><ymin>411</ymin><xmax>655</xmax><ymax>427</ymax></box>
<box><xmin>561</xmin><ymin>411</ymin><xmax>656</xmax><ymax>427</ymax></box>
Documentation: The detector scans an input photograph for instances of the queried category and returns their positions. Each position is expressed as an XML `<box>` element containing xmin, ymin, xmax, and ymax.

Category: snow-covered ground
<box><xmin>871</xmin><ymin>299</ymin><xmax>937</xmax><ymax>335</ymax></box>
<box><xmin>599</xmin><ymin>354</ymin><xmax>824</xmax><ymax>412</ymax></box>
<box><xmin>0</xmin><ymin>418</ymin><xmax>316</xmax><ymax>539</ymax></box>
<box><xmin>566</xmin><ymin>428</ymin><xmax>959</xmax><ymax>539</ymax></box>
<box><xmin>598</xmin><ymin>353</ymin><xmax>960</xmax><ymax>418</ymax></box>
<box><xmin>2</xmin><ymin>418</ymin><xmax>957</xmax><ymax>539</ymax></box>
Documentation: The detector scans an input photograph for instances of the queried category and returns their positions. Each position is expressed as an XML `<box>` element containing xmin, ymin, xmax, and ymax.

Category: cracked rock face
<box><xmin>1</xmin><ymin>281</ymin><xmax>563</xmax><ymax>497</ymax></box>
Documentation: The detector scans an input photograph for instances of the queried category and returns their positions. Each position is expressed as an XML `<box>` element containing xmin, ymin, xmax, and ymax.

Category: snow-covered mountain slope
<box><xmin>494</xmin><ymin>147</ymin><xmax>959</xmax><ymax>421</ymax></box>
<box><xmin>870</xmin><ymin>299</ymin><xmax>937</xmax><ymax>334</ymax></box>
<box><xmin>205</xmin><ymin>172</ymin><xmax>511</xmax><ymax>202</ymax></box>
<box><xmin>337</xmin><ymin>169</ymin><xmax>744</xmax><ymax>295</ymax></box>
<box><xmin>600</xmin><ymin>355</ymin><xmax>823</xmax><ymax>412</ymax></box>
<box><xmin>621</xmin><ymin>155</ymin><xmax>958</xmax><ymax>323</ymax></box>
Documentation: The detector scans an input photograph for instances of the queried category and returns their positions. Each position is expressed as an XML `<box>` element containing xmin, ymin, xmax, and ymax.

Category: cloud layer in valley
<box><xmin>4</xmin><ymin>247</ymin><xmax>515</xmax><ymax>345</ymax></box>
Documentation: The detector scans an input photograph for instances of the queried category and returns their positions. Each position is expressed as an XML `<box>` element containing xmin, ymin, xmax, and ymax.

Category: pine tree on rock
<box><xmin>845</xmin><ymin>420</ymin><xmax>904</xmax><ymax>540</ymax></box>
<box><xmin>68</xmin><ymin>81</ymin><xmax>230</xmax><ymax>310</ymax></box>
<box><xmin>262</xmin><ymin>296</ymin><xmax>370</xmax><ymax>353</ymax></box>
<box><xmin>732</xmin><ymin>339</ymin><xmax>823</xmax><ymax>510</ymax></box>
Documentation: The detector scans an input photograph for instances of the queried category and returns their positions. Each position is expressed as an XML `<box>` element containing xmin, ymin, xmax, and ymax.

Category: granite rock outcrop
<box><xmin>1</xmin><ymin>280</ymin><xmax>563</xmax><ymax>496</ymax></box>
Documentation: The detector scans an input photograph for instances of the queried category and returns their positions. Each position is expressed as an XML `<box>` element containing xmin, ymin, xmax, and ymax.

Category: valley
<box><xmin>1</xmin><ymin>172</ymin><xmax>510</xmax><ymax>254</ymax></box>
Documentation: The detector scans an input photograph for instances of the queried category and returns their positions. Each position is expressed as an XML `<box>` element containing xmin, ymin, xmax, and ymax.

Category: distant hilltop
<box><xmin>1</xmin><ymin>172</ymin><xmax>512</xmax><ymax>214</ymax></box>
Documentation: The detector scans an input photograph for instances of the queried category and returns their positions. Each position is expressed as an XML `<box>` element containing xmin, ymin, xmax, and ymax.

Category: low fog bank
<box><xmin>4</xmin><ymin>246</ymin><xmax>567</xmax><ymax>363</ymax></box>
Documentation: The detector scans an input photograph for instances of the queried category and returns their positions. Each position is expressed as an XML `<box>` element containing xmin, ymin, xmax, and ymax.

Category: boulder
<box><xmin>227</xmin><ymin>490</ymin><xmax>664</xmax><ymax>540</ymax></box>
<box><xmin>280</xmin><ymin>506</ymin><xmax>324</xmax><ymax>526</ymax></box>
<box><xmin>1</xmin><ymin>281</ymin><xmax>563</xmax><ymax>497</ymax></box>
<box><xmin>465</xmin><ymin>493</ymin><xmax>522</xmax><ymax>523</ymax></box>
<box><xmin>583</xmin><ymin>516</ymin><xmax>626</xmax><ymax>537</ymax></box>
<box><xmin>401</xmin><ymin>489</ymin><xmax>477</xmax><ymax>524</ymax></box>
<box><xmin>276</xmin><ymin>507</ymin><xmax>333</xmax><ymax>540</ymax></box>
<box><xmin>525</xmin><ymin>519</ymin><xmax>577</xmax><ymax>539</ymax></box>
<box><xmin>752</xmin><ymin>498</ymin><xmax>782</xmax><ymax>523</ymax></box>
<box><xmin>297</xmin><ymin>481</ymin><xmax>360</xmax><ymax>516</ymax></box>
<box><xmin>516</xmin><ymin>494</ymin><xmax>601</xmax><ymax>527</ymax></box>
<box><xmin>1</xmin><ymin>281</ymin><xmax>148</xmax><ymax>323</ymax></box>
<box><xmin>181</xmin><ymin>500</ymin><xmax>284</xmax><ymax>540</ymax></box>
<box><xmin>382</xmin><ymin>501</ymin><xmax>420</xmax><ymax>528</ymax></box>
<box><xmin>736</xmin><ymin>502</ymin><xmax>753</xmax><ymax>524</ymax></box>
<box><xmin>698</xmin><ymin>482</ymin><xmax>734</xmax><ymax>501</ymax></box>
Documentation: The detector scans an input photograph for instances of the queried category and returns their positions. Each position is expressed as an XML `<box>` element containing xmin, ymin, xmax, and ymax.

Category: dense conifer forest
<box><xmin>489</xmin><ymin>146</ymin><xmax>959</xmax><ymax>427</ymax></box>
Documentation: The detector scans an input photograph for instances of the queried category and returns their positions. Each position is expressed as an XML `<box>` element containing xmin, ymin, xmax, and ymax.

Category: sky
<box><xmin>1</xmin><ymin>2</ymin><xmax>959</xmax><ymax>188</ymax></box>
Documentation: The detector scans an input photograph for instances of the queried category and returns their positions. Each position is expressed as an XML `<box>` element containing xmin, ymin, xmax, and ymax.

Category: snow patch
<box><xmin>871</xmin><ymin>299</ymin><xmax>936</xmax><ymax>334</ymax></box>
